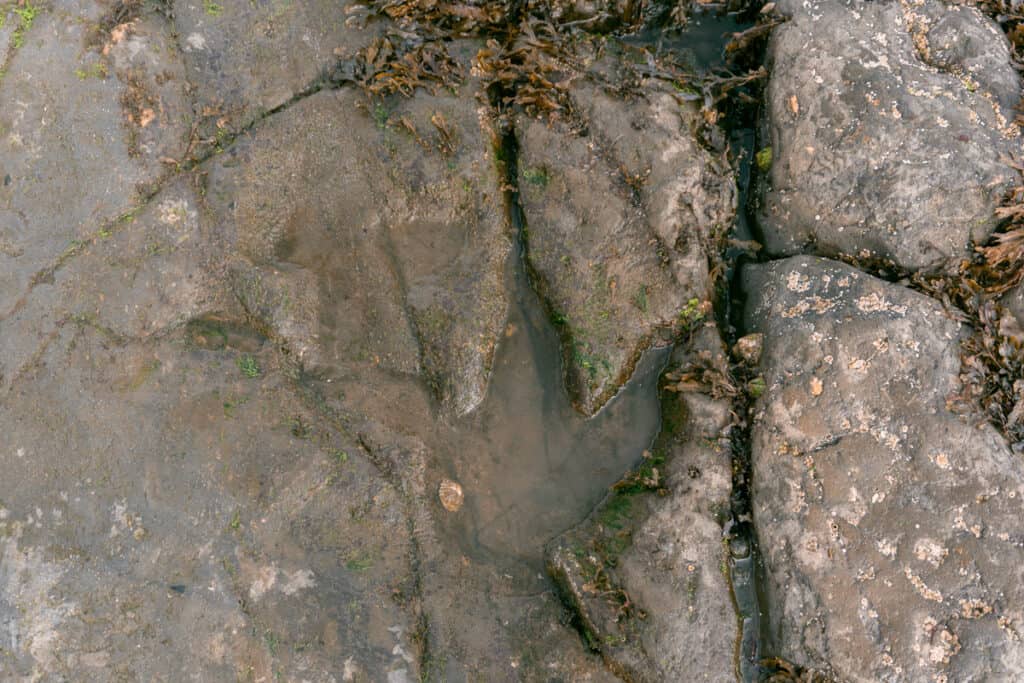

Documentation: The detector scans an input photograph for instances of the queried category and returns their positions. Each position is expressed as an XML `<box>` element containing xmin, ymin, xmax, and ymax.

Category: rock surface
<box><xmin>0</xmin><ymin>299</ymin><xmax>421</xmax><ymax>680</ymax></box>
<box><xmin>517</xmin><ymin>58</ymin><xmax>735</xmax><ymax>414</ymax></box>
<box><xmin>744</xmin><ymin>256</ymin><xmax>1024</xmax><ymax>681</ymax></box>
<box><xmin>0</xmin><ymin>1</ymin><xmax>190</xmax><ymax>317</ymax></box>
<box><xmin>202</xmin><ymin>42</ymin><xmax>510</xmax><ymax>417</ymax></box>
<box><xmin>25</xmin><ymin>0</ymin><xmax>1024</xmax><ymax>679</ymax></box>
<box><xmin>547</xmin><ymin>328</ymin><xmax>737</xmax><ymax>682</ymax></box>
<box><xmin>173</xmin><ymin>0</ymin><xmax>381</xmax><ymax>138</ymax></box>
<box><xmin>1</xmin><ymin>2</ymin><xmax>739</xmax><ymax>678</ymax></box>
<box><xmin>759</xmin><ymin>0</ymin><xmax>1022</xmax><ymax>270</ymax></box>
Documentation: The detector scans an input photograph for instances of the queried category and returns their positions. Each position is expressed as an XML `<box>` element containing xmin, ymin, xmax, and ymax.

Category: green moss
<box><xmin>599</xmin><ymin>494</ymin><xmax>632</xmax><ymax>530</ymax></box>
<box><xmin>13</xmin><ymin>3</ymin><xmax>39</xmax><ymax>27</ymax></box>
<box><xmin>679</xmin><ymin>297</ymin><xmax>705</xmax><ymax>326</ymax></box>
<box><xmin>613</xmin><ymin>450</ymin><xmax>667</xmax><ymax>495</ymax></box>
<box><xmin>74</xmin><ymin>62</ymin><xmax>108</xmax><ymax>80</ymax></box>
<box><xmin>522</xmin><ymin>166</ymin><xmax>549</xmax><ymax>187</ymax></box>
<box><xmin>755</xmin><ymin>146</ymin><xmax>773</xmax><ymax>172</ymax></box>
<box><xmin>373</xmin><ymin>103</ymin><xmax>390</xmax><ymax>130</ymax></box>
<box><xmin>236</xmin><ymin>354</ymin><xmax>260</xmax><ymax>378</ymax></box>
<box><xmin>289</xmin><ymin>415</ymin><xmax>311</xmax><ymax>439</ymax></box>
<box><xmin>632</xmin><ymin>285</ymin><xmax>648</xmax><ymax>312</ymax></box>
<box><xmin>11</xmin><ymin>1</ymin><xmax>39</xmax><ymax>48</ymax></box>
<box><xmin>345</xmin><ymin>553</ymin><xmax>374</xmax><ymax>572</ymax></box>
<box><xmin>203</xmin><ymin>0</ymin><xmax>223</xmax><ymax>16</ymax></box>
<box><xmin>673</xmin><ymin>81</ymin><xmax>701</xmax><ymax>97</ymax></box>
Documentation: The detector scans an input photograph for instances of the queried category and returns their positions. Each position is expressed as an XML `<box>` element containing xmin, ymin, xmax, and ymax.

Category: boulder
<box><xmin>759</xmin><ymin>0</ymin><xmax>1021</xmax><ymax>271</ymax></box>
<box><xmin>743</xmin><ymin>255</ymin><xmax>1024</xmax><ymax>681</ymax></box>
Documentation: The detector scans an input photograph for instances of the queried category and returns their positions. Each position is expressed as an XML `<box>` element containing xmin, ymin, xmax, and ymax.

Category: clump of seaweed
<box><xmin>892</xmin><ymin>156</ymin><xmax>1024</xmax><ymax>453</ymax></box>
<box><xmin>957</xmin><ymin>297</ymin><xmax>1024</xmax><ymax>450</ymax></box>
<box><xmin>912</xmin><ymin>262</ymin><xmax>1024</xmax><ymax>453</ymax></box>
<box><xmin>975</xmin><ymin>158</ymin><xmax>1024</xmax><ymax>294</ymax></box>
<box><xmin>368</xmin><ymin>0</ymin><xmax>510</xmax><ymax>35</ymax></box>
<box><xmin>918</xmin><ymin>273</ymin><xmax>1024</xmax><ymax>453</ymax></box>
<box><xmin>475</xmin><ymin>20</ymin><xmax>581</xmax><ymax>116</ymax></box>
<box><xmin>87</xmin><ymin>0</ymin><xmax>143</xmax><ymax>50</ymax></box>
<box><xmin>664</xmin><ymin>348</ymin><xmax>741</xmax><ymax>400</ymax></box>
<box><xmin>760</xmin><ymin>656</ymin><xmax>834</xmax><ymax>683</ymax></box>
<box><xmin>354</xmin><ymin>32</ymin><xmax>465</xmax><ymax>96</ymax></box>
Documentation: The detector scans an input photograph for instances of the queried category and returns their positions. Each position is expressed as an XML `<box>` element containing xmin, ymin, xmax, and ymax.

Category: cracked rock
<box><xmin>174</xmin><ymin>0</ymin><xmax>382</xmax><ymax>136</ymax></box>
<box><xmin>516</xmin><ymin>58</ymin><xmax>736</xmax><ymax>415</ymax></box>
<box><xmin>743</xmin><ymin>255</ymin><xmax>1024</xmax><ymax>681</ymax></box>
<box><xmin>203</xmin><ymin>48</ymin><xmax>510</xmax><ymax>416</ymax></box>
<box><xmin>546</xmin><ymin>327</ymin><xmax>736</xmax><ymax>682</ymax></box>
<box><xmin>0</xmin><ymin>1</ymin><xmax>189</xmax><ymax>315</ymax></box>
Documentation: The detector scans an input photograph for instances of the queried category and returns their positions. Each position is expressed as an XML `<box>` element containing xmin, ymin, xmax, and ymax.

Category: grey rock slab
<box><xmin>202</xmin><ymin>67</ymin><xmax>511</xmax><ymax>416</ymax></box>
<box><xmin>516</xmin><ymin>72</ymin><xmax>735</xmax><ymax>415</ymax></box>
<box><xmin>0</xmin><ymin>328</ymin><xmax>419</xmax><ymax>680</ymax></box>
<box><xmin>174</xmin><ymin>0</ymin><xmax>380</xmax><ymax>135</ymax></box>
<box><xmin>743</xmin><ymin>255</ymin><xmax>1024</xmax><ymax>681</ymax></box>
<box><xmin>0</xmin><ymin>177</ymin><xmax>233</xmax><ymax>393</ymax></box>
<box><xmin>759</xmin><ymin>0</ymin><xmax>1022</xmax><ymax>271</ymax></box>
<box><xmin>616</xmin><ymin>391</ymin><xmax>736</xmax><ymax>682</ymax></box>
<box><xmin>0</xmin><ymin>2</ymin><xmax>189</xmax><ymax>314</ymax></box>
<box><xmin>100</xmin><ymin>5</ymin><xmax>195</xmax><ymax>175</ymax></box>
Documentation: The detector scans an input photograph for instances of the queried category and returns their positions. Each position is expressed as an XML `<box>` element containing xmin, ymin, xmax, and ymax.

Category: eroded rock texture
<box><xmin>759</xmin><ymin>0</ymin><xmax>1022</xmax><ymax>270</ymax></box>
<box><xmin>547</xmin><ymin>329</ymin><xmax>737</xmax><ymax>682</ymax></box>
<box><xmin>517</xmin><ymin>57</ymin><xmax>736</xmax><ymax>414</ymax></box>
<box><xmin>174</xmin><ymin>0</ymin><xmax>382</xmax><ymax>134</ymax></box>
<box><xmin>744</xmin><ymin>256</ymin><xmax>1024</xmax><ymax>681</ymax></box>
<box><xmin>202</xmin><ymin>50</ymin><xmax>510</xmax><ymax>417</ymax></box>
<box><xmin>0</xmin><ymin>2</ymin><xmax>739</xmax><ymax>679</ymax></box>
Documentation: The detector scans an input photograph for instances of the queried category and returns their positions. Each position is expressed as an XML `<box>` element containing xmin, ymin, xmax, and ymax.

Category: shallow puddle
<box><xmin>432</xmin><ymin>6</ymin><xmax>758</xmax><ymax>575</ymax></box>
<box><xmin>439</xmin><ymin>254</ymin><xmax>670</xmax><ymax>571</ymax></box>
<box><xmin>341</xmin><ymin>5</ymin><xmax>759</xmax><ymax>584</ymax></box>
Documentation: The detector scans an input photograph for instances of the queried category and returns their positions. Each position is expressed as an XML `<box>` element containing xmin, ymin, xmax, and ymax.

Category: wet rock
<box><xmin>759</xmin><ymin>0</ymin><xmax>1021</xmax><ymax>271</ymax></box>
<box><xmin>174</xmin><ymin>0</ymin><xmax>380</xmax><ymax>135</ymax></box>
<box><xmin>74</xmin><ymin>179</ymin><xmax>230</xmax><ymax>338</ymax></box>
<box><xmin>0</xmin><ymin>175</ymin><xmax>237</xmax><ymax>395</ymax></box>
<box><xmin>516</xmin><ymin>66</ymin><xmax>736</xmax><ymax>414</ymax></box>
<box><xmin>0</xmin><ymin>2</ymin><xmax>189</xmax><ymax>315</ymax></box>
<box><xmin>743</xmin><ymin>255</ymin><xmax>1024</xmax><ymax>681</ymax></box>
<box><xmin>0</xmin><ymin>328</ymin><xmax>419</xmax><ymax>680</ymax></box>
<box><xmin>203</xmin><ymin>54</ymin><xmax>511</xmax><ymax>416</ymax></box>
<box><xmin>97</xmin><ymin>2</ymin><xmax>195</xmax><ymax>174</ymax></box>
<box><xmin>548</xmin><ymin>0</ymin><xmax>637</xmax><ymax>30</ymax></box>
<box><xmin>546</xmin><ymin>328</ymin><xmax>737</xmax><ymax>682</ymax></box>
